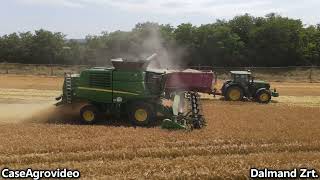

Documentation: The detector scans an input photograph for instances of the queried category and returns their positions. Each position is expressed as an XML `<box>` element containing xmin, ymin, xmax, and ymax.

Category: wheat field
<box><xmin>0</xmin><ymin>75</ymin><xmax>319</xmax><ymax>179</ymax></box>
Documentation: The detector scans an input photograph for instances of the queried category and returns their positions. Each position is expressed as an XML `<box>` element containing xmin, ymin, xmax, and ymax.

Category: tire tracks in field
<box><xmin>0</xmin><ymin>88</ymin><xmax>59</xmax><ymax>102</ymax></box>
<box><xmin>2</xmin><ymin>141</ymin><xmax>320</xmax><ymax>166</ymax></box>
<box><xmin>4</xmin><ymin>152</ymin><xmax>320</xmax><ymax>179</ymax></box>
<box><xmin>201</xmin><ymin>93</ymin><xmax>320</xmax><ymax>107</ymax></box>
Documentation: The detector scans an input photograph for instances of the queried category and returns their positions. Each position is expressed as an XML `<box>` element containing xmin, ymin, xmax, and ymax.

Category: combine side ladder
<box><xmin>65</xmin><ymin>75</ymin><xmax>72</xmax><ymax>104</ymax></box>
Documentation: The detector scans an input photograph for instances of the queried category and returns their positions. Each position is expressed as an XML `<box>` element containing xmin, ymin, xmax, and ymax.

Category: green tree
<box><xmin>0</xmin><ymin>33</ymin><xmax>21</xmax><ymax>62</ymax></box>
<box><xmin>30</xmin><ymin>29</ymin><xmax>66</xmax><ymax>64</ymax></box>
<box><xmin>229</xmin><ymin>14</ymin><xmax>255</xmax><ymax>44</ymax></box>
<box><xmin>193</xmin><ymin>24</ymin><xmax>244</xmax><ymax>66</ymax></box>
<box><xmin>174</xmin><ymin>23</ymin><xmax>196</xmax><ymax>46</ymax></box>
<box><xmin>301</xmin><ymin>26</ymin><xmax>320</xmax><ymax>65</ymax></box>
<box><xmin>248</xmin><ymin>15</ymin><xmax>304</xmax><ymax>66</ymax></box>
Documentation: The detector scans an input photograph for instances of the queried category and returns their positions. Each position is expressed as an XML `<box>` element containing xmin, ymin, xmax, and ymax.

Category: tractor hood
<box><xmin>253</xmin><ymin>80</ymin><xmax>270</xmax><ymax>89</ymax></box>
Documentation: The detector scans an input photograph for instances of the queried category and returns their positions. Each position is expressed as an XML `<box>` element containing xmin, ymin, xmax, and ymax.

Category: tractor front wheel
<box><xmin>256</xmin><ymin>90</ymin><xmax>271</xmax><ymax>104</ymax></box>
<box><xmin>225</xmin><ymin>86</ymin><xmax>244</xmax><ymax>101</ymax></box>
<box><xmin>80</xmin><ymin>105</ymin><xmax>100</xmax><ymax>124</ymax></box>
<box><xmin>129</xmin><ymin>102</ymin><xmax>155</xmax><ymax>126</ymax></box>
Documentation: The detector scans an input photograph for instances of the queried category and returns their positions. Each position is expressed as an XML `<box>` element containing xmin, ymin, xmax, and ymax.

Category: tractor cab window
<box><xmin>233</xmin><ymin>74</ymin><xmax>249</xmax><ymax>83</ymax></box>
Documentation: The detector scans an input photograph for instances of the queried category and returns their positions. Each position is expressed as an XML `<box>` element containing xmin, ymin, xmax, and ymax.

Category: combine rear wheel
<box><xmin>129</xmin><ymin>102</ymin><xmax>155</xmax><ymax>126</ymax></box>
<box><xmin>80</xmin><ymin>105</ymin><xmax>100</xmax><ymax>124</ymax></box>
<box><xmin>225</xmin><ymin>86</ymin><xmax>244</xmax><ymax>101</ymax></box>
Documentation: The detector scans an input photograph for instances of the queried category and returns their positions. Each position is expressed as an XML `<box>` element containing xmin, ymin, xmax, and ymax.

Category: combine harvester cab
<box><xmin>56</xmin><ymin>55</ymin><xmax>215</xmax><ymax>130</ymax></box>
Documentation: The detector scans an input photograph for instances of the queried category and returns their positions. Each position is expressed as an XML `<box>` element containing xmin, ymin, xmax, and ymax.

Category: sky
<box><xmin>1</xmin><ymin>0</ymin><xmax>319</xmax><ymax>38</ymax></box>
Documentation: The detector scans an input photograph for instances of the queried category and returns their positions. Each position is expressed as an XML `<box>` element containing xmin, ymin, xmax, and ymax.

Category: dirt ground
<box><xmin>0</xmin><ymin>75</ymin><xmax>319</xmax><ymax>179</ymax></box>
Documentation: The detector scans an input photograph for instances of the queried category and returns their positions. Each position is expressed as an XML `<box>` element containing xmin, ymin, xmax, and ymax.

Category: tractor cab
<box><xmin>230</xmin><ymin>71</ymin><xmax>252</xmax><ymax>85</ymax></box>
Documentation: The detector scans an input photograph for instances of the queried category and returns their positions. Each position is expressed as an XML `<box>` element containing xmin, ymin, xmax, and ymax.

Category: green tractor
<box><xmin>55</xmin><ymin>55</ymin><xmax>214</xmax><ymax>129</ymax></box>
<box><xmin>220</xmin><ymin>71</ymin><xmax>279</xmax><ymax>103</ymax></box>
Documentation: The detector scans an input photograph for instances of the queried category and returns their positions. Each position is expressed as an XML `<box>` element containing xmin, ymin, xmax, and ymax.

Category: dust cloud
<box><xmin>0</xmin><ymin>103</ymin><xmax>80</xmax><ymax>124</ymax></box>
<box><xmin>117</xmin><ymin>25</ymin><xmax>189</xmax><ymax>70</ymax></box>
<box><xmin>140</xmin><ymin>27</ymin><xmax>187</xmax><ymax>70</ymax></box>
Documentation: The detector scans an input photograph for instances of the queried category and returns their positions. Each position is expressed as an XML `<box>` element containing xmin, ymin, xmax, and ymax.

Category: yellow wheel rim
<box><xmin>260</xmin><ymin>93</ymin><xmax>270</xmax><ymax>102</ymax></box>
<box><xmin>229</xmin><ymin>89</ymin><xmax>241</xmax><ymax>101</ymax></box>
<box><xmin>83</xmin><ymin>110</ymin><xmax>95</xmax><ymax>122</ymax></box>
<box><xmin>135</xmin><ymin>109</ymin><xmax>148</xmax><ymax>122</ymax></box>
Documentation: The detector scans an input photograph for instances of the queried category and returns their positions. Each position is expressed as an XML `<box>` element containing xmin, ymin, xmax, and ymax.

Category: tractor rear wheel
<box><xmin>129</xmin><ymin>102</ymin><xmax>155</xmax><ymax>126</ymax></box>
<box><xmin>225</xmin><ymin>86</ymin><xmax>244</xmax><ymax>101</ymax></box>
<box><xmin>80</xmin><ymin>105</ymin><xmax>100</xmax><ymax>124</ymax></box>
<box><xmin>256</xmin><ymin>90</ymin><xmax>271</xmax><ymax>104</ymax></box>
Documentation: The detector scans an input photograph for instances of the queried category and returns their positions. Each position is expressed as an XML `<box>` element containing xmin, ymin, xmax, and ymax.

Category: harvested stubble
<box><xmin>0</xmin><ymin>101</ymin><xmax>319</xmax><ymax>179</ymax></box>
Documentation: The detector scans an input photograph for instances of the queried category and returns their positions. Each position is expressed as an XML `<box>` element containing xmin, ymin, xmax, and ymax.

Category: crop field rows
<box><xmin>0</xmin><ymin>75</ymin><xmax>319</xmax><ymax>179</ymax></box>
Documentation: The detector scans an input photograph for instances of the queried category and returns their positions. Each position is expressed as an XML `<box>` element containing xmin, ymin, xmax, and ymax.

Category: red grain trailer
<box><xmin>163</xmin><ymin>70</ymin><xmax>215</xmax><ymax>94</ymax></box>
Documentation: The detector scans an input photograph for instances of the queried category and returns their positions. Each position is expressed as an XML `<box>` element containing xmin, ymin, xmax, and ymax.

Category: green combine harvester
<box><xmin>56</xmin><ymin>55</ymin><xmax>214</xmax><ymax>130</ymax></box>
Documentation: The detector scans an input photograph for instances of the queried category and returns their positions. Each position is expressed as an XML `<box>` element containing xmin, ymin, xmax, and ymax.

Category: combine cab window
<box><xmin>146</xmin><ymin>72</ymin><xmax>162</xmax><ymax>95</ymax></box>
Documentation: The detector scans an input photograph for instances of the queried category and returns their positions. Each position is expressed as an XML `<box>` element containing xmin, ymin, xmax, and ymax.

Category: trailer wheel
<box><xmin>225</xmin><ymin>86</ymin><xmax>244</xmax><ymax>101</ymax></box>
<box><xmin>256</xmin><ymin>90</ymin><xmax>271</xmax><ymax>104</ymax></box>
<box><xmin>80</xmin><ymin>105</ymin><xmax>100</xmax><ymax>124</ymax></box>
<box><xmin>129</xmin><ymin>102</ymin><xmax>155</xmax><ymax>126</ymax></box>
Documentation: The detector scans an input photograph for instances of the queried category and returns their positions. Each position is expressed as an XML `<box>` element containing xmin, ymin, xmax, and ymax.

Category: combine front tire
<box><xmin>225</xmin><ymin>86</ymin><xmax>244</xmax><ymax>101</ymax></box>
<box><xmin>256</xmin><ymin>90</ymin><xmax>271</xmax><ymax>104</ymax></box>
<box><xmin>129</xmin><ymin>102</ymin><xmax>155</xmax><ymax>126</ymax></box>
<box><xmin>80</xmin><ymin>105</ymin><xmax>100</xmax><ymax>124</ymax></box>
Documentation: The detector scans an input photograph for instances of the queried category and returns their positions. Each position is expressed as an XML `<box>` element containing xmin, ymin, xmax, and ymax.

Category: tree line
<box><xmin>0</xmin><ymin>13</ymin><xmax>319</xmax><ymax>67</ymax></box>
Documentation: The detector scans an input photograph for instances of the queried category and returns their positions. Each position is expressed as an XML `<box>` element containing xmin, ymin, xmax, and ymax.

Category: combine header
<box><xmin>56</xmin><ymin>55</ymin><xmax>215</xmax><ymax>130</ymax></box>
